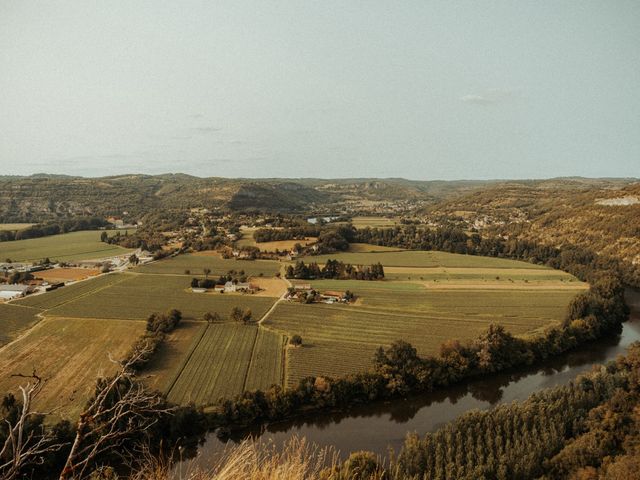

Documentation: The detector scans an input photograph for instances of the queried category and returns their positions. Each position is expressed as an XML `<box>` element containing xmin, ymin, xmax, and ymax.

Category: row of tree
<box><xmin>285</xmin><ymin>260</ymin><xmax>385</xmax><ymax>280</ymax></box>
<box><xmin>253</xmin><ymin>226</ymin><xmax>321</xmax><ymax>242</ymax></box>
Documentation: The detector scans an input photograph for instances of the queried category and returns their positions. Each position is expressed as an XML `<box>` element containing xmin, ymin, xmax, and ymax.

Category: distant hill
<box><xmin>423</xmin><ymin>178</ymin><xmax>640</xmax><ymax>265</ymax></box>
<box><xmin>1</xmin><ymin>173</ymin><xmax>638</xmax><ymax>269</ymax></box>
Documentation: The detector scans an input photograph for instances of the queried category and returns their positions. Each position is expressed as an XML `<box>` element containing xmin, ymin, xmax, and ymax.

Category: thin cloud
<box><xmin>191</xmin><ymin>126</ymin><xmax>223</xmax><ymax>134</ymax></box>
<box><xmin>459</xmin><ymin>88</ymin><xmax>517</xmax><ymax>105</ymax></box>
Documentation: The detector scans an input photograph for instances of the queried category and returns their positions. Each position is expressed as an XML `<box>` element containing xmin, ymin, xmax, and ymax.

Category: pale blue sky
<box><xmin>1</xmin><ymin>1</ymin><xmax>639</xmax><ymax>179</ymax></box>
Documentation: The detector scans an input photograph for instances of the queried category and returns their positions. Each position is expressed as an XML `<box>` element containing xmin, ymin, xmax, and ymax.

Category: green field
<box><xmin>0</xmin><ymin>230</ymin><xmax>134</xmax><ymax>262</ymax></box>
<box><xmin>167</xmin><ymin>324</ymin><xmax>258</xmax><ymax>404</ymax></box>
<box><xmin>0</xmin><ymin>304</ymin><xmax>43</xmax><ymax>346</ymax></box>
<box><xmin>14</xmin><ymin>273</ymin><xmax>127</xmax><ymax>310</ymax></box>
<box><xmin>141</xmin><ymin>321</ymin><xmax>209</xmax><ymax>394</ymax></box>
<box><xmin>46</xmin><ymin>273</ymin><xmax>277</xmax><ymax>321</ymax></box>
<box><xmin>268</xmin><ymin>250</ymin><xmax>585</xmax><ymax>387</ymax></box>
<box><xmin>301</xmin><ymin>250</ymin><xmax>549</xmax><ymax>269</ymax></box>
<box><xmin>245</xmin><ymin>328</ymin><xmax>286</xmax><ymax>392</ymax></box>
<box><xmin>270</xmin><ymin>281</ymin><xmax>584</xmax><ymax>386</ymax></box>
<box><xmin>135</xmin><ymin>253</ymin><xmax>279</xmax><ymax>277</ymax></box>
<box><xmin>2</xmin><ymin>248</ymin><xmax>586</xmax><ymax>407</ymax></box>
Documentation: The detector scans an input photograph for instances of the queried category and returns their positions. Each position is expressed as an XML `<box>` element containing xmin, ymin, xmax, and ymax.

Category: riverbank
<box><xmin>175</xmin><ymin>288</ymin><xmax>639</xmax><ymax>471</ymax></box>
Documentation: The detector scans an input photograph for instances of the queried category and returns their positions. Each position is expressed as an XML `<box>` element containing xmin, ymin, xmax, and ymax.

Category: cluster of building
<box><xmin>192</xmin><ymin>281</ymin><xmax>258</xmax><ymax>294</ymax></box>
<box><xmin>286</xmin><ymin>284</ymin><xmax>348</xmax><ymax>304</ymax></box>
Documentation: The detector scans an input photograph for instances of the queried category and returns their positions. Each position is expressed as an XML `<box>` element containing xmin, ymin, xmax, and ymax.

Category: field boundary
<box><xmin>163</xmin><ymin>322</ymin><xmax>209</xmax><ymax>396</ymax></box>
<box><xmin>242</xmin><ymin>326</ymin><xmax>263</xmax><ymax>391</ymax></box>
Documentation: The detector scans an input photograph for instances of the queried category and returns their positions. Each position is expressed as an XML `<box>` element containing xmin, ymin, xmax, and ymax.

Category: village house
<box><xmin>222</xmin><ymin>281</ymin><xmax>255</xmax><ymax>293</ymax></box>
<box><xmin>320</xmin><ymin>290</ymin><xmax>346</xmax><ymax>304</ymax></box>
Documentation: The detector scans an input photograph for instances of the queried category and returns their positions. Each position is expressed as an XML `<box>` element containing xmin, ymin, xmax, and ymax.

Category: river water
<box><xmin>180</xmin><ymin>288</ymin><xmax>640</xmax><ymax>469</ymax></box>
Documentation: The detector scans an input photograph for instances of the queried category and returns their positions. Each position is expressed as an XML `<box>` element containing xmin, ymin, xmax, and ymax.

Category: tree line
<box><xmin>351</xmin><ymin>225</ymin><xmax>640</xmax><ymax>288</ymax></box>
<box><xmin>285</xmin><ymin>259</ymin><xmax>385</xmax><ymax>280</ymax></box>
<box><xmin>0</xmin><ymin>217</ymin><xmax>109</xmax><ymax>242</ymax></box>
<box><xmin>253</xmin><ymin>225</ymin><xmax>322</xmax><ymax>243</ymax></box>
<box><xmin>391</xmin><ymin>342</ymin><xmax>640</xmax><ymax>479</ymax></box>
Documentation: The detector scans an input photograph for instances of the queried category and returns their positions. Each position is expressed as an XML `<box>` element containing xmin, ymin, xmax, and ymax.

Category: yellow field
<box><xmin>0</xmin><ymin>317</ymin><xmax>145</xmax><ymax>421</ymax></box>
<box><xmin>251</xmin><ymin>277</ymin><xmax>289</xmax><ymax>297</ymax></box>
<box><xmin>350</xmin><ymin>216</ymin><xmax>400</xmax><ymax>229</ymax></box>
<box><xmin>0</xmin><ymin>223</ymin><xmax>35</xmax><ymax>231</ymax></box>
<box><xmin>36</xmin><ymin>267</ymin><xmax>101</xmax><ymax>283</ymax></box>
<box><xmin>347</xmin><ymin>243</ymin><xmax>406</xmax><ymax>253</ymax></box>
<box><xmin>255</xmin><ymin>238</ymin><xmax>317</xmax><ymax>252</ymax></box>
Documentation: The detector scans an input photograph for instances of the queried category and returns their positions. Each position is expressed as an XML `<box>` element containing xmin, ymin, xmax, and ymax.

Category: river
<box><xmin>179</xmin><ymin>288</ymin><xmax>640</xmax><ymax>469</ymax></box>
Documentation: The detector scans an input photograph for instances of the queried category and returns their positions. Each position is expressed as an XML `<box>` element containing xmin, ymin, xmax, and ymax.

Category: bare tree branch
<box><xmin>59</xmin><ymin>342</ymin><xmax>175</xmax><ymax>480</ymax></box>
<box><xmin>0</xmin><ymin>373</ymin><xmax>67</xmax><ymax>480</ymax></box>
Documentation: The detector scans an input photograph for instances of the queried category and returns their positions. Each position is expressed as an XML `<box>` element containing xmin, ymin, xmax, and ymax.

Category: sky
<box><xmin>1</xmin><ymin>1</ymin><xmax>639</xmax><ymax>180</ymax></box>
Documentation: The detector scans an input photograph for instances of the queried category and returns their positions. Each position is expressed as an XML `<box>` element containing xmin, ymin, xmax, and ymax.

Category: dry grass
<box><xmin>132</xmin><ymin>437</ymin><xmax>347</xmax><ymax>480</ymax></box>
<box><xmin>35</xmin><ymin>267</ymin><xmax>101</xmax><ymax>283</ymax></box>
<box><xmin>0</xmin><ymin>316</ymin><xmax>145</xmax><ymax>421</ymax></box>
<box><xmin>255</xmin><ymin>238</ymin><xmax>317</xmax><ymax>252</ymax></box>
<box><xmin>347</xmin><ymin>243</ymin><xmax>405</xmax><ymax>253</ymax></box>
<box><xmin>251</xmin><ymin>277</ymin><xmax>288</xmax><ymax>297</ymax></box>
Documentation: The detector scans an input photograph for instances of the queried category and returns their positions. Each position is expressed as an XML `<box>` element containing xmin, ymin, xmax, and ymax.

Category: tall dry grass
<box><xmin>128</xmin><ymin>436</ymin><xmax>388</xmax><ymax>480</ymax></box>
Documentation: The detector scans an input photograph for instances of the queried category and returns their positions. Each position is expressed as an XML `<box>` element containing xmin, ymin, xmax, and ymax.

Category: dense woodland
<box><xmin>253</xmin><ymin>226</ymin><xmax>322</xmax><ymax>242</ymax></box>
<box><xmin>392</xmin><ymin>342</ymin><xmax>640</xmax><ymax>479</ymax></box>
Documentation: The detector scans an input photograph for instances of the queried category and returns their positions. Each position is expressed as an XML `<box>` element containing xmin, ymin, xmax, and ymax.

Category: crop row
<box><xmin>167</xmin><ymin>324</ymin><xmax>258</xmax><ymax>405</ymax></box>
<box><xmin>15</xmin><ymin>273</ymin><xmax>127</xmax><ymax>310</ymax></box>
<box><xmin>47</xmin><ymin>273</ymin><xmax>277</xmax><ymax>320</ymax></box>
<box><xmin>244</xmin><ymin>328</ymin><xmax>285</xmax><ymax>392</ymax></box>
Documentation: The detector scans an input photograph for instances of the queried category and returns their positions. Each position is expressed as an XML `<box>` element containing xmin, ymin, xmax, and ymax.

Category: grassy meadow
<box><xmin>0</xmin><ymin>229</ymin><xmax>134</xmax><ymax>262</ymax></box>
<box><xmin>142</xmin><ymin>320</ymin><xmax>209</xmax><ymax>393</ymax></box>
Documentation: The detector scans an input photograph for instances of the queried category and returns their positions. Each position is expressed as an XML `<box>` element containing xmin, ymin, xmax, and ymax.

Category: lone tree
<box><xmin>230</xmin><ymin>307</ymin><xmax>252</xmax><ymax>323</ymax></box>
<box><xmin>290</xmin><ymin>334</ymin><xmax>303</xmax><ymax>346</ymax></box>
<box><xmin>203</xmin><ymin>268</ymin><xmax>211</xmax><ymax>280</ymax></box>
<box><xmin>203</xmin><ymin>312</ymin><xmax>221</xmax><ymax>323</ymax></box>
